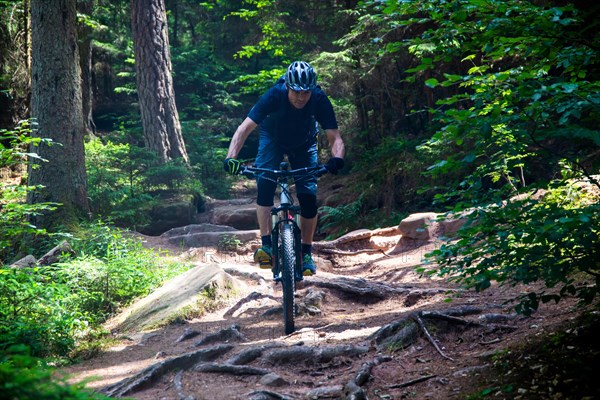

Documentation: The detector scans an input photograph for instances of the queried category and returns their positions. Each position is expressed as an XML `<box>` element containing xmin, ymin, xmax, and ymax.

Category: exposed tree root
<box><xmin>101</xmin><ymin>344</ymin><xmax>234</xmax><ymax>397</ymax></box>
<box><xmin>307</xmin><ymin>276</ymin><xmax>455</xmax><ymax>301</ymax></box>
<box><xmin>419</xmin><ymin>310</ymin><xmax>520</xmax><ymax>332</ymax></box>
<box><xmin>305</xmin><ymin>385</ymin><xmax>345</xmax><ymax>399</ymax></box>
<box><xmin>225</xmin><ymin>343</ymin><xmax>284</xmax><ymax>365</ymax></box>
<box><xmin>246</xmin><ymin>390</ymin><xmax>292</xmax><ymax>400</ymax></box>
<box><xmin>175</xmin><ymin>327</ymin><xmax>202</xmax><ymax>343</ymax></box>
<box><xmin>174</xmin><ymin>370</ymin><xmax>195</xmax><ymax>400</ymax></box>
<box><xmin>194</xmin><ymin>362</ymin><xmax>270</xmax><ymax>375</ymax></box>
<box><xmin>343</xmin><ymin>356</ymin><xmax>393</xmax><ymax>399</ymax></box>
<box><xmin>353</xmin><ymin>356</ymin><xmax>393</xmax><ymax>386</ymax></box>
<box><xmin>98</xmin><ymin>297</ymin><xmax>519</xmax><ymax>398</ymax></box>
<box><xmin>223</xmin><ymin>291</ymin><xmax>279</xmax><ymax>318</ymax></box>
<box><xmin>415</xmin><ymin>313</ymin><xmax>454</xmax><ymax>361</ymax></box>
<box><xmin>264</xmin><ymin>344</ymin><xmax>369</xmax><ymax>366</ymax></box>
<box><xmin>387</xmin><ymin>374</ymin><xmax>437</xmax><ymax>389</ymax></box>
<box><xmin>370</xmin><ymin>306</ymin><xmax>518</xmax><ymax>360</ymax></box>
<box><xmin>193</xmin><ymin>324</ymin><xmax>246</xmax><ymax>346</ymax></box>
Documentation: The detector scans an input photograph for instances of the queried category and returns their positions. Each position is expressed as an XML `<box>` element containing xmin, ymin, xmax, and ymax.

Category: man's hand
<box><xmin>325</xmin><ymin>157</ymin><xmax>345</xmax><ymax>174</ymax></box>
<box><xmin>223</xmin><ymin>158</ymin><xmax>242</xmax><ymax>175</ymax></box>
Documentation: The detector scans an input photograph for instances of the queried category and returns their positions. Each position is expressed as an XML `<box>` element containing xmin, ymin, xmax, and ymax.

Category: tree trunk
<box><xmin>167</xmin><ymin>0</ymin><xmax>179</xmax><ymax>47</ymax></box>
<box><xmin>28</xmin><ymin>0</ymin><xmax>89</xmax><ymax>228</ymax></box>
<box><xmin>131</xmin><ymin>0</ymin><xmax>189</xmax><ymax>164</ymax></box>
<box><xmin>78</xmin><ymin>0</ymin><xmax>97</xmax><ymax>135</ymax></box>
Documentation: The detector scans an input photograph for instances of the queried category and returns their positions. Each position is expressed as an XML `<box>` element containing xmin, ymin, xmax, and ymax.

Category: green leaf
<box><xmin>425</xmin><ymin>78</ymin><xmax>439</xmax><ymax>88</ymax></box>
<box><xmin>463</xmin><ymin>153</ymin><xmax>476</xmax><ymax>163</ymax></box>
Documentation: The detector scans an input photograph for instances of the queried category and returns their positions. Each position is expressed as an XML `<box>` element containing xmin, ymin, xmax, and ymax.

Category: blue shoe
<box><xmin>253</xmin><ymin>245</ymin><xmax>272</xmax><ymax>269</ymax></box>
<box><xmin>302</xmin><ymin>253</ymin><xmax>317</xmax><ymax>276</ymax></box>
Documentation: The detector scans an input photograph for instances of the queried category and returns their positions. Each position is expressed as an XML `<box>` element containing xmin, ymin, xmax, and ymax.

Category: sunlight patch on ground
<box><xmin>314</xmin><ymin>326</ymin><xmax>380</xmax><ymax>343</ymax></box>
<box><xmin>66</xmin><ymin>357</ymin><xmax>156</xmax><ymax>389</ymax></box>
<box><xmin>283</xmin><ymin>325</ymin><xmax>381</xmax><ymax>345</ymax></box>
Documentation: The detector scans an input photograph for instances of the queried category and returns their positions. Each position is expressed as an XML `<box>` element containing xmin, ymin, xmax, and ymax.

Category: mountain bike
<box><xmin>240</xmin><ymin>162</ymin><xmax>327</xmax><ymax>334</ymax></box>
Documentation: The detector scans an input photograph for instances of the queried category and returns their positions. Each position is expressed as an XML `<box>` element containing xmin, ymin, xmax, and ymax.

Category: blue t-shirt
<box><xmin>248</xmin><ymin>81</ymin><xmax>338</xmax><ymax>151</ymax></box>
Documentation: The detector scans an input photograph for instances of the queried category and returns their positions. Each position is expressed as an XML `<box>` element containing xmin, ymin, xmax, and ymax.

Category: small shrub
<box><xmin>85</xmin><ymin>138</ymin><xmax>157</xmax><ymax>228</ymax></box>
<box><xmin>0</xmin><ymin>121</ymin><xmax>58</xmax><ymax>262</ymax></box>
<box><xmin>427</xmin><ymin>179</ymin><xmax>600</xmax><ymax>315</ymax></box>
<box><xmin>320</xmin><ymin>194</ymin><xmax>365</xmax><ymax>238</ymax></box>
<box><xmin>60</xmin><ymin>221</ymin><xmax>193</xmax><ymax>321</ymax></box>
<box><xmin>143</xmin><ymin>159</ymin><xmax>190</xmax><ymax>190</ymax></box>
<box><xmin>1</xmin><ymin>221</ymin><xmax>193</xmax><ymax>359</ymax></box>
<box><xmin>0</xmin><ymin>267</ymin><xmax>88</xmax><ymax>358</ymax></box>
<box><xmin>0</xmin><ymin>345</ymin><xmax>114</xmax><ymax>400</ymax></box>
<box><xmin>218</xmin><ymin>234</ymin><xmax>241</xmax><ymax>252</ymax></box>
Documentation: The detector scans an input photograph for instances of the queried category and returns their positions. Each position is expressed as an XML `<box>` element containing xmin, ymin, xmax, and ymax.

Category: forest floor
<box><xmin>61</xmin><ymin>182</ymin><xmax>600</xmax><ymax>400</ymax></box>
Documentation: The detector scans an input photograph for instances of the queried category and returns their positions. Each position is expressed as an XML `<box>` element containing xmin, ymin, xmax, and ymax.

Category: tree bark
<box><xmin>78</xmin><ymin>0</ymin><xmax>97</xmax><ymax>135</ymax></box>
<box><xmin>28</xmin><ymin>0</ymin><xmax>89</xmax><ymax>228</ymax></box>
<box><xmin>131</xmin><ymin>0</ymin><xmax>189</xmax><ymax>164</ymax></box>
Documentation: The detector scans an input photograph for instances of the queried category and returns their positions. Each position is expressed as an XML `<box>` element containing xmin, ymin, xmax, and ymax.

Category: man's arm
<box><xmin>325</xmin><ymin>128</ymin><xmax>345</xmax><ymax>159</ymax></box>
<box><xmin>226</xmin><ymin>117</ymin><xmax>258</xmax><ymax>159</ymax></box>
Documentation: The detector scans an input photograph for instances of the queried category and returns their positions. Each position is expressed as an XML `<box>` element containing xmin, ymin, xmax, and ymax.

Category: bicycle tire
<box><xmin>280</xmin><ymin>223</ymin><xmax>296</xmax><ymax>334</ymax></box>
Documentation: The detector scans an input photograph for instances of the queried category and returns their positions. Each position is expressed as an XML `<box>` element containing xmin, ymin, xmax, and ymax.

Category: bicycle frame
<box><xmin>270</xmin><ymin>164</ymin><xmax>299</xmax><ymax>277</ymax></box>
<box><xmin>240</xmin><ymin>162</ymin><xmax>326</xmax><ymax>334</ymax></box>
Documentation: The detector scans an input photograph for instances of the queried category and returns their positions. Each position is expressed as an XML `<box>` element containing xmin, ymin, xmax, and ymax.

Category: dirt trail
<box><xmin>61</xmin><ymin>223</ymin><xmax>588</xmax><ymax>400</ymax></box>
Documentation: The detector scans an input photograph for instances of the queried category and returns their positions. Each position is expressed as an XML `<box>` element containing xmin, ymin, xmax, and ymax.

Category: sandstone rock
<box><xmin>398</xmin><ymin>212</ymin><xmax>466</xmax><ymax>242</ymax></box>
<box><xmin>10</xmin><ymin>255</ymin><xmax>37</xmax><ymax>268</ymax></box>
<box><xmin>145</xmin><ymin>200</ymin><xmax>196</xmax><ymax>235</ymax></box>
<box><xmin>107</xmin><ymin>264</ymin><xmax>241</xmax><ymax>332</ymax></box>
<box><xmin>397</xmin><ymin>212</ymin><xmax>439</xmax><ymax>240</ymax></box>
<box><xmin>212</xmin><ymin>205</ymin><xmax>258</xmax><ymax>230</ymax></box>
<box><xmin>259</xmin><ymin>373</ymin><xmax>289</xmax><ymax>387</ymax></box>
<box><xmin>38</xmin><ymin>240</ymin><xmax>75</xmax><ymax>265</ymax></box>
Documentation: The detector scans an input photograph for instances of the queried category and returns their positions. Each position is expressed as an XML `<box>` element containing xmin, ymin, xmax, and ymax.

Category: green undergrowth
<box><xmin>2</xmin><ymin>221</ymin><xmax>193</xmax><ymax>360</ymax></box>
<box><xmin>465</xmin><ymin>311</ymin><xmax>600</xmax><ymax>399</ymax></box>
<box><xmin>159</xmin><ymin>281</ymin><xmax>238</xmax><ymax>328</ymax></box>
<box><xmin>0</xmin><ymin>345</ymin><xmax>121</xmax><ymax>400</ymax></box>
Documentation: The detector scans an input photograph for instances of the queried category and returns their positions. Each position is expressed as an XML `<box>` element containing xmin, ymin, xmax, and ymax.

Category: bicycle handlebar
<box><xmin>239</xmin><ymin>164</ymin><xmax>328</xmax><ymax>179</ymax></box>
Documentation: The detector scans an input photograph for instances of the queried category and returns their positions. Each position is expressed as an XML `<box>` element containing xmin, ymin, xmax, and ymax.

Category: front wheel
<box><xmin>280</xmin><ymin>223</ymin><xmax>296</xmax><ymax>334</ymax></box>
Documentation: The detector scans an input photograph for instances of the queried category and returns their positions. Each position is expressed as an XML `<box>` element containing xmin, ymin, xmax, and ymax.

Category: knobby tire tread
<box><xmin>281</xmin><ymin>223</ymin><xmax>296</xmax><ymax>334</ymax></box>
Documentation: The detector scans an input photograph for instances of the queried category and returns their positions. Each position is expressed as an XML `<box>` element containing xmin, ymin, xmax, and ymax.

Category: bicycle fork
<box><xmin>271</xmin><ymin>181</ymin><xmax>302</xmax><ymax>281</ymax></box>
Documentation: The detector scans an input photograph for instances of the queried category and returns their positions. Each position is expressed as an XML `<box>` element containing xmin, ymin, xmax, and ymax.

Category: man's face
<box><xmin>287</xmin><ymin>87</ymin><xmax>312</xmax><ymax>109</ymax></box>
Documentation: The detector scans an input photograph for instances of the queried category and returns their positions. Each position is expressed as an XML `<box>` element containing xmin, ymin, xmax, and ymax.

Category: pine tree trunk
<box><xmin>78</xmin><ymin>0</ymin><xmax>96</xmax><ymax>135</ymax></box>
<box><xmin>28</xmin><ymin>0</ymin><xmax>89</xmax><ymax>228</ymax></box>
<box><xmin>131</xmin><ymin>0</ymin><xmax>189</xmax><ymax>164</ymax></box>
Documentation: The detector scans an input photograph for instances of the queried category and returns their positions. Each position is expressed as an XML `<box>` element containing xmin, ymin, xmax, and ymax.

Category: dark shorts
<box><xmin>255</xmin><ymin>132</ymin><xmax>317</xmax><ymax>205</ymax></box>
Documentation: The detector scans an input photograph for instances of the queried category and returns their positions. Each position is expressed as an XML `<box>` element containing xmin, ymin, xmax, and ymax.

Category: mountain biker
<box><xmin>223</xmin><ymin>60</ymin><xmax>345</xmax><ymax>276</ymax></box>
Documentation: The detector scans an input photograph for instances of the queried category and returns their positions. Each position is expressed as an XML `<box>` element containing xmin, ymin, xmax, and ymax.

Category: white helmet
<box><xmin>285</xmin><ymin>61</ymin><xmax>317</xmax><ymax>91</ymax></box>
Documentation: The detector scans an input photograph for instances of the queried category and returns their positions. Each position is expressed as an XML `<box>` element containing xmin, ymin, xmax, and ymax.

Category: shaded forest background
<box><xmin>1</xmin><ymin>0</ymin><xmax>598</xmax><ymax>235</ymax></box>
<box><xmin>0</xmin><ymin>0</ymin><xmax>599</xmax><ymax>398</ymax></box>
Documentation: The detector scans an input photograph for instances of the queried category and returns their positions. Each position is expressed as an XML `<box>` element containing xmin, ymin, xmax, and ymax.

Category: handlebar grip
<box><xmin>316</xmin><ymin>166</ymin><xmax>329</xmax><ymax>177</ymax></box>
<box><xmin>238</xmin><ymin>166</ymin><xmax>255</xmax><ymax>178</ymax></box>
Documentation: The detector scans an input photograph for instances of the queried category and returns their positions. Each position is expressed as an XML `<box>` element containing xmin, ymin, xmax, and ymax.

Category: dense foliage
<box><xmin>363</xmin><ymin>0</ymin><xmax>600</xmax><ymax>311</ymax></box>
<box><xmin>0</xmin><ymin>121</ymin><xmax>57</xmax><ymax>261</ymax></box>
<box><xmin>1</xmin><ymin>345</ymin><xmax>114</xmax><ymax>400</ymax></box>
<box><xmin>0</xmin><ymin>0</ymin><xmax>598</xmax><ymax>395</ymax></box>
<box><xmin>0</xmin><ymin>220</ymin><xmax>192</xmax><ymax>358</ymax></box>
<box><xmin>1</xmin><ymin>121</ymin><xmax>190</xmax><ymax>396</ymax></box>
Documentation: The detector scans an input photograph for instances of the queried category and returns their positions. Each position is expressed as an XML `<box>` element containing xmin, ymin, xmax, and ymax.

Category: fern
<box><xmin>319</xmin><ymin>194</ymin><xmax>365</xmax><ymax>238</ymax></box>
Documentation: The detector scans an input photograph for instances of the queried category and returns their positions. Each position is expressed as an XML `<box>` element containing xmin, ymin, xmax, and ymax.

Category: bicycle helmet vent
<box><xmin>285</xmin><ymin>61</ymin><xmax>317</xmax><ymax>91</ymax></box>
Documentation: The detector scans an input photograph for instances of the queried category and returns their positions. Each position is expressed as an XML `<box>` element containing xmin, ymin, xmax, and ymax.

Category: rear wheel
<box><xmin>280</xmin><ymin>223</ymin><xmax>296</xmax><ymax>334</ymax></box>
